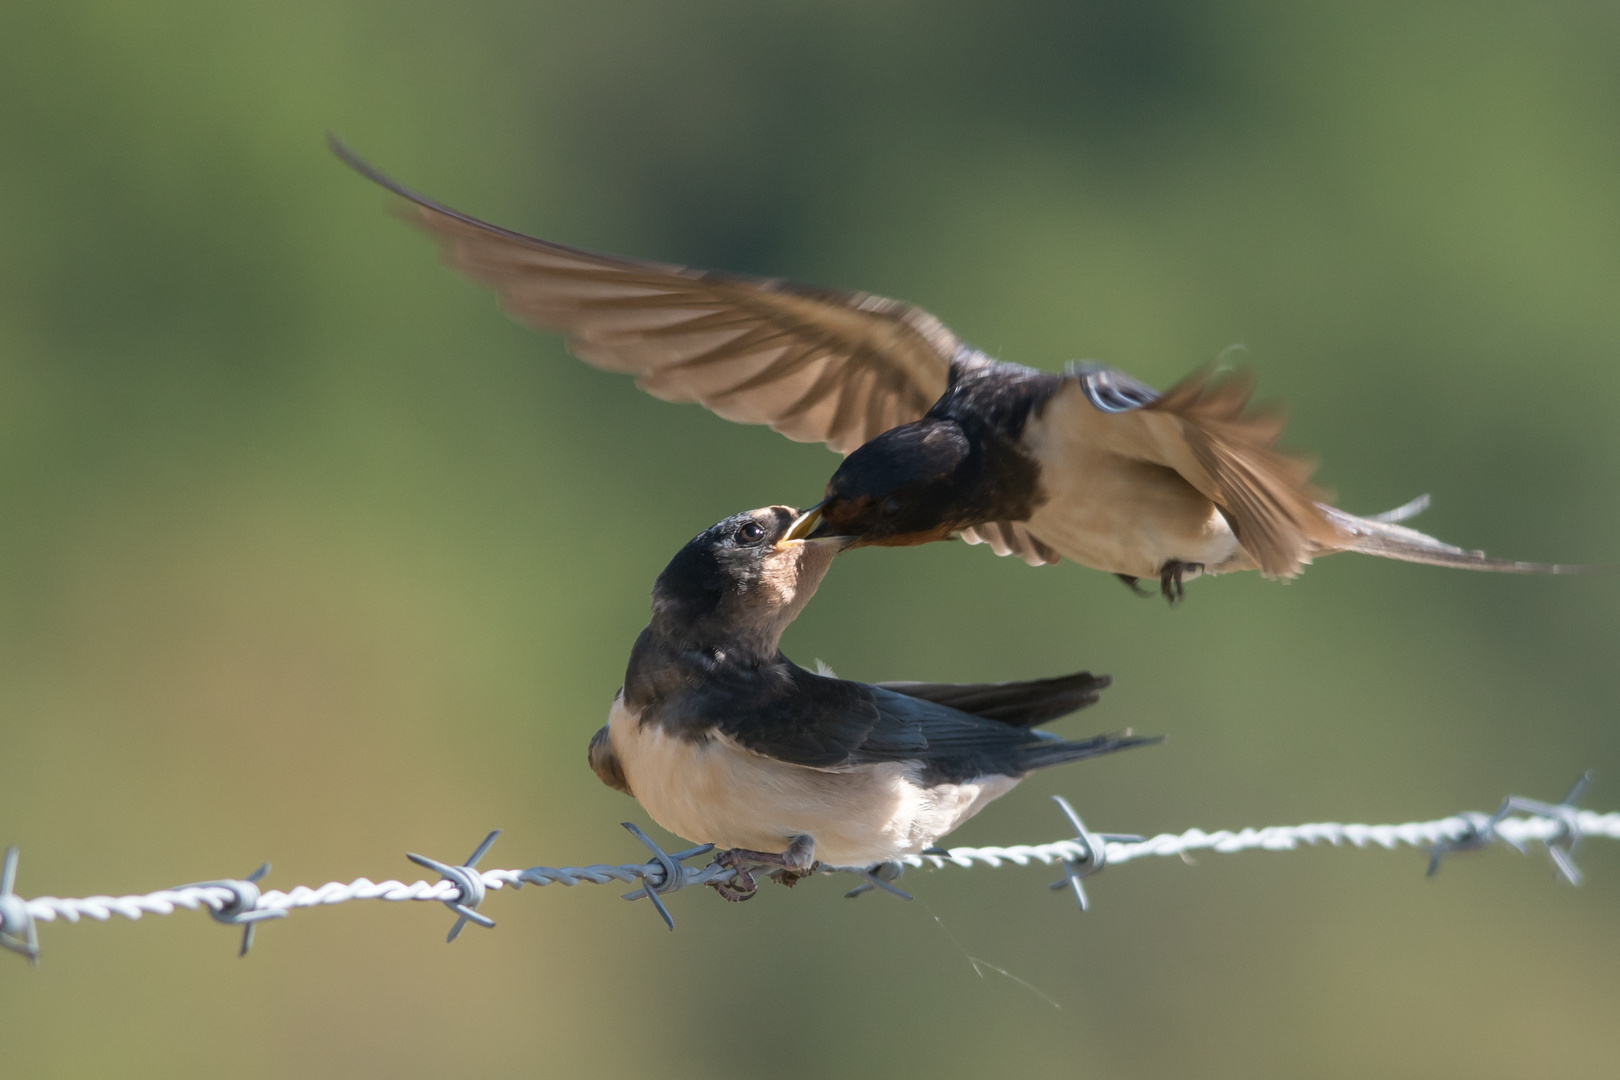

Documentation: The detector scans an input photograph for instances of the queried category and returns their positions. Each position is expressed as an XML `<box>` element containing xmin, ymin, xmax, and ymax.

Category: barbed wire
<box><xmin>1</xmin><ymin>773</ymin><xmax>1608</xmax><ymax>965</ymax></box>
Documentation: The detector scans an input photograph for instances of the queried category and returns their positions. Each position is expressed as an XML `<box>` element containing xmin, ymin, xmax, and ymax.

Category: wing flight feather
<box><xmin>332</xmin><ymin>137</ymin><xmax>956</xmax><ymax>454</ymax></box>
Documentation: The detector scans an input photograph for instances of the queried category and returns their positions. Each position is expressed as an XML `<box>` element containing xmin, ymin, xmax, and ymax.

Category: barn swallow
<box><xmin>587</xmin><ymin>505</ymin><xmax>1155</xmax><ymax>898</ymax></box>
<box><xmin>332</xmin><ymin>138</ymin><xmax>1578</xmax><ymax>603</ymax></box>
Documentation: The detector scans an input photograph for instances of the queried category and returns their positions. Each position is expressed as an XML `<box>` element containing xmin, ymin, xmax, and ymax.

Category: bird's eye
<box><xmin>738</xmin><ymin>521</ymin><xmax>766</xmax><ymax>543</ymax></box>
<box><xmin>880</xmin><ymin>496</ymin><xmax>902</xmax><ymax>517</ymax></box>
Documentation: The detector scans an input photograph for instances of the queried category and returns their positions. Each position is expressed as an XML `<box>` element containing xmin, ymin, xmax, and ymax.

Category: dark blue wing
<box><xmin>874</xmin><ymin>670</ymin><xmax>1110</xmax><ymax>727</ymax></box>
<box><xmin>717</xmin><ymin>662</ymin><xmax>1153</xmax><ymax>783</ymax></box>
<box><xmin>856</xmin><ymin>687</ymin><xmax>1152</xmax><ymax>783</ymax></box>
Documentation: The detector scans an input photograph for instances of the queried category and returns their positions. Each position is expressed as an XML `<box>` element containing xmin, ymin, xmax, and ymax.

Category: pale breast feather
<box><xmin>604</xmin><ymin>691</ymin><xmax>1020</xmax><ymax>866</ymax></box>
<box><xmin>1020</xmin><ymin>381</ymin><xmax>1240</xmax><ymax>579</ymax></box>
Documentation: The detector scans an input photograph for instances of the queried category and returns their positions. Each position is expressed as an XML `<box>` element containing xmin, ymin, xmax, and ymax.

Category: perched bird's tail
<box><xmin>1017</xmin><ymin>730</ymin><xmax>1163</xmax><ymax>773</ymax></box>
<box><xmin>1318</xmin><ymin>497</ymin><xmax>1584</xmax><ymax>575</ymax></box>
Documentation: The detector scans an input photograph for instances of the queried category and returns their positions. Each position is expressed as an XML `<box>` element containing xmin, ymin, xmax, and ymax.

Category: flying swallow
<box><xmin>332</xmin><ymin>138</ymin><xmax>1578</xmax><ymax>602</ymax></box>
<box><xmin>587</xmin><ymin>505</ymin><xmax>1155</xmax><ymax>897</ymax></box>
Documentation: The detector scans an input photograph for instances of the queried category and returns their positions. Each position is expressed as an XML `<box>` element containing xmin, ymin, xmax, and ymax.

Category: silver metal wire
<box><xmin>3</xmin><ymin>776</ymin><xmax>1611</xmax><ymax>963</ymax></box>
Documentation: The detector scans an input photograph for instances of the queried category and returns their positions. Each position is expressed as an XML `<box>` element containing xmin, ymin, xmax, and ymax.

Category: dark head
<box><xmin>792</xmin><ymin>419</ymin><xmax>976</xmax><ymax>547</ymax></box>
<box><xmin>650</xmin><ymin>505</ymin><xmax>849</xmax><ymax>657</ymax></box>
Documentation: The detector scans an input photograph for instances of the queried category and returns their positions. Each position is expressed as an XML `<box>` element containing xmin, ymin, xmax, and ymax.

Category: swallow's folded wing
<box><xmin>875</xmin><ymin>670</ymin><xmax>1109</xmax><ymax>727</ymax></box>
<box><xmin>716</xmin><ymin>665</ymin><xmax>1144</xmax><ymax>783</ymax></box>
<box><xmin>333</xmin><ymin>138</ymin><xmax>956</xmax><ymax>454</ymax></box>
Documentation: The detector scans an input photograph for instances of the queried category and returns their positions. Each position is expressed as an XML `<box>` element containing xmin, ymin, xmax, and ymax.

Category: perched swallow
<box><xmin>588</xmin><ymin>505</ymin><xmax>1154</xmax><ymax>897</ymax></box>
<box><xmin>332</xmin><ymin>139</ymin><xmax>1576</xmax><ymax>602</ymax></box>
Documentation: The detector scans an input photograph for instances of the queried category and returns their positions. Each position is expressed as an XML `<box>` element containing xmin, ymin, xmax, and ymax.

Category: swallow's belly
<box><xmin>606</xmin><ymin>695</ymin><xmax>1018</xmax><ymax>868</ymax></box>
<box><xmin>1021</xmin><ymin>384</ymin><xmax>1245</xmax><ymax>578</ymax></box>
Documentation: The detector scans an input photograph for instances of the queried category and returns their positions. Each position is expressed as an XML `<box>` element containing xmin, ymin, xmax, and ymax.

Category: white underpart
<box><xmin>1020</xmin><ymin>382</ymin><xmax>1248</xmax><ymax>580</ymax></box>
<box><xmin>607</xmin><ymin>694</ymin><xmax>1019</xmax><ymax>868</ymax></box>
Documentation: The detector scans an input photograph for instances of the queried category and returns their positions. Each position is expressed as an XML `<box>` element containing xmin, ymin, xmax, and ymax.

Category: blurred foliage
<box><xmin>2</xmin><ymin>2</ymin><xmax>1618</xmax><ymax>1078</ymax></box>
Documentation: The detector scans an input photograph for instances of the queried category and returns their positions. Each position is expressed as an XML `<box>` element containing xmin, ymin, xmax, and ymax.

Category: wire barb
<box><xmin>1504</xmin><ymin>771</ymin><xmax>1593</xmax><ymax>885</ymax></box>
<box><xmin>406</xmin><ymin>829</ymin><xmax>502</xmax><ymax>943</ymax></box>
<box><xmin>176</xmin><ymin>862</ymin><xmax>286</xmax><ymax>956</ymax></box>
<box><xmin>1426</xmin><ymin>774</ymin><xmax>1594</xmax><ymax>882</ymax></box>
<box><xmin>616</xmin><ymin>823</ymin><xmax>713</xmax><ymax>930</ymax></box>
<box><xmin>1425</xmin><ymin>810</ymin><xmax>1507</xmax><ymax>877</ymax></box>
<box><xmin>843</xmin><ymin>861</ymin><xmax>911</xmax><ymax>900</ymax></box>
<box><xmin>0</xmin><ymin>846</ymin><xmax>40</xmax><ymax>965</ymax></box>
<box><xmin>1046</xmin><ymin>795</ymin><xmax>1143</xmax><ymax>911</ymax></box>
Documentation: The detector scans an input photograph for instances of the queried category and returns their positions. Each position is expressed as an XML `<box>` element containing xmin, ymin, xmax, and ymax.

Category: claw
<box><xmin>1115</xmin><ymin>574</ymin><xmax>1153</xmax><ymax>598</ymax></box>
<box><xmin>1158</xmin><ymin>560</ymin><xmax>1203</xmax><ymax>605</ymax></box>
<box><xmin>769</xmin><ymin>867</ymin><xmax>812</xmax><ymax>888</ymax></box>
<box><xmin>710</xmin><ymin>853</ymin><xmax>758</xmax><ymax>902</ymax></box>
<box><xmin>709</xmin><ymin>838</ymin><xmax>818</xmax><ymax>901</ymax></box>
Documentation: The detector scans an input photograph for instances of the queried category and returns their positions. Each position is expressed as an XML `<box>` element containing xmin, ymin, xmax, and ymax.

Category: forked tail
<box><xmin>1319</xmin><ymin>496</ymin><xmax>1583</xmax><ymax>574</ymax></box>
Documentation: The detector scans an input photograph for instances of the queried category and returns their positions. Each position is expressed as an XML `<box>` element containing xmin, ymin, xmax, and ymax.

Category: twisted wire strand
<box><xmin>906</xmin><ymin>810</ymin><xmax>1620</xmax><ymax>871</ymax></box>
<box><xmin>17</xmin><ymin>859</ymin><xmax>741</xmax><ymax>927</ymax></box>
<box><xmin>5</xmin><ymin>796</ymin><xmax>1613</xmax><ymax>958</ymax></box>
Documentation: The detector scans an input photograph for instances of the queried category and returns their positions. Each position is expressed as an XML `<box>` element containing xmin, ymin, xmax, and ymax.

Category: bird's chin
<box><xmin>772</xmin><ymin>537</ymin><xmax>855</xmax><ymax>566</ymax></box>
<box><xmin>756</xmin><ymin>534</ymin><xmax>845</xmax><ymax>631</ymax></box>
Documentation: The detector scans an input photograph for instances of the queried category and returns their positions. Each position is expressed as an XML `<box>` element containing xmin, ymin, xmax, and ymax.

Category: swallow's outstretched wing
<box><xmin>331</xmin><ymin>137</ymin><xmax>957</xmax><ymax>454</ymax></box>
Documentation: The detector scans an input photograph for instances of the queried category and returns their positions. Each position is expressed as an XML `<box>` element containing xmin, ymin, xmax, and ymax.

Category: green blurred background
<box><xmin>2</xmin><ymin>2</ymin><xmax>1617</xmax><ymax>1077</ymax></box>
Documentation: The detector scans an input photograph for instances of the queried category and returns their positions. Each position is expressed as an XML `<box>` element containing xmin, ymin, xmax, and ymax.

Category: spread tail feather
<box><xmin>1318</xmin><ymin>503</ymin><xmax>1583</xmax><ymax>574</ymax></box>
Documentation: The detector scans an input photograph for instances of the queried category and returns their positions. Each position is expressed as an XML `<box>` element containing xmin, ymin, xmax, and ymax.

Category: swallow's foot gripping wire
<box><xmin>709</xmin><ymin>836</ymin><xmax>816</xmax><ymax>902</ymax></box>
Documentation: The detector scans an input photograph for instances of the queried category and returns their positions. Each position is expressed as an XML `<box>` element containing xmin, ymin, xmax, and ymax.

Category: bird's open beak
<box><xmin>785</xmin><ymin>502</ymin><xmax>825</xmax><ymax>542</ymax></box>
